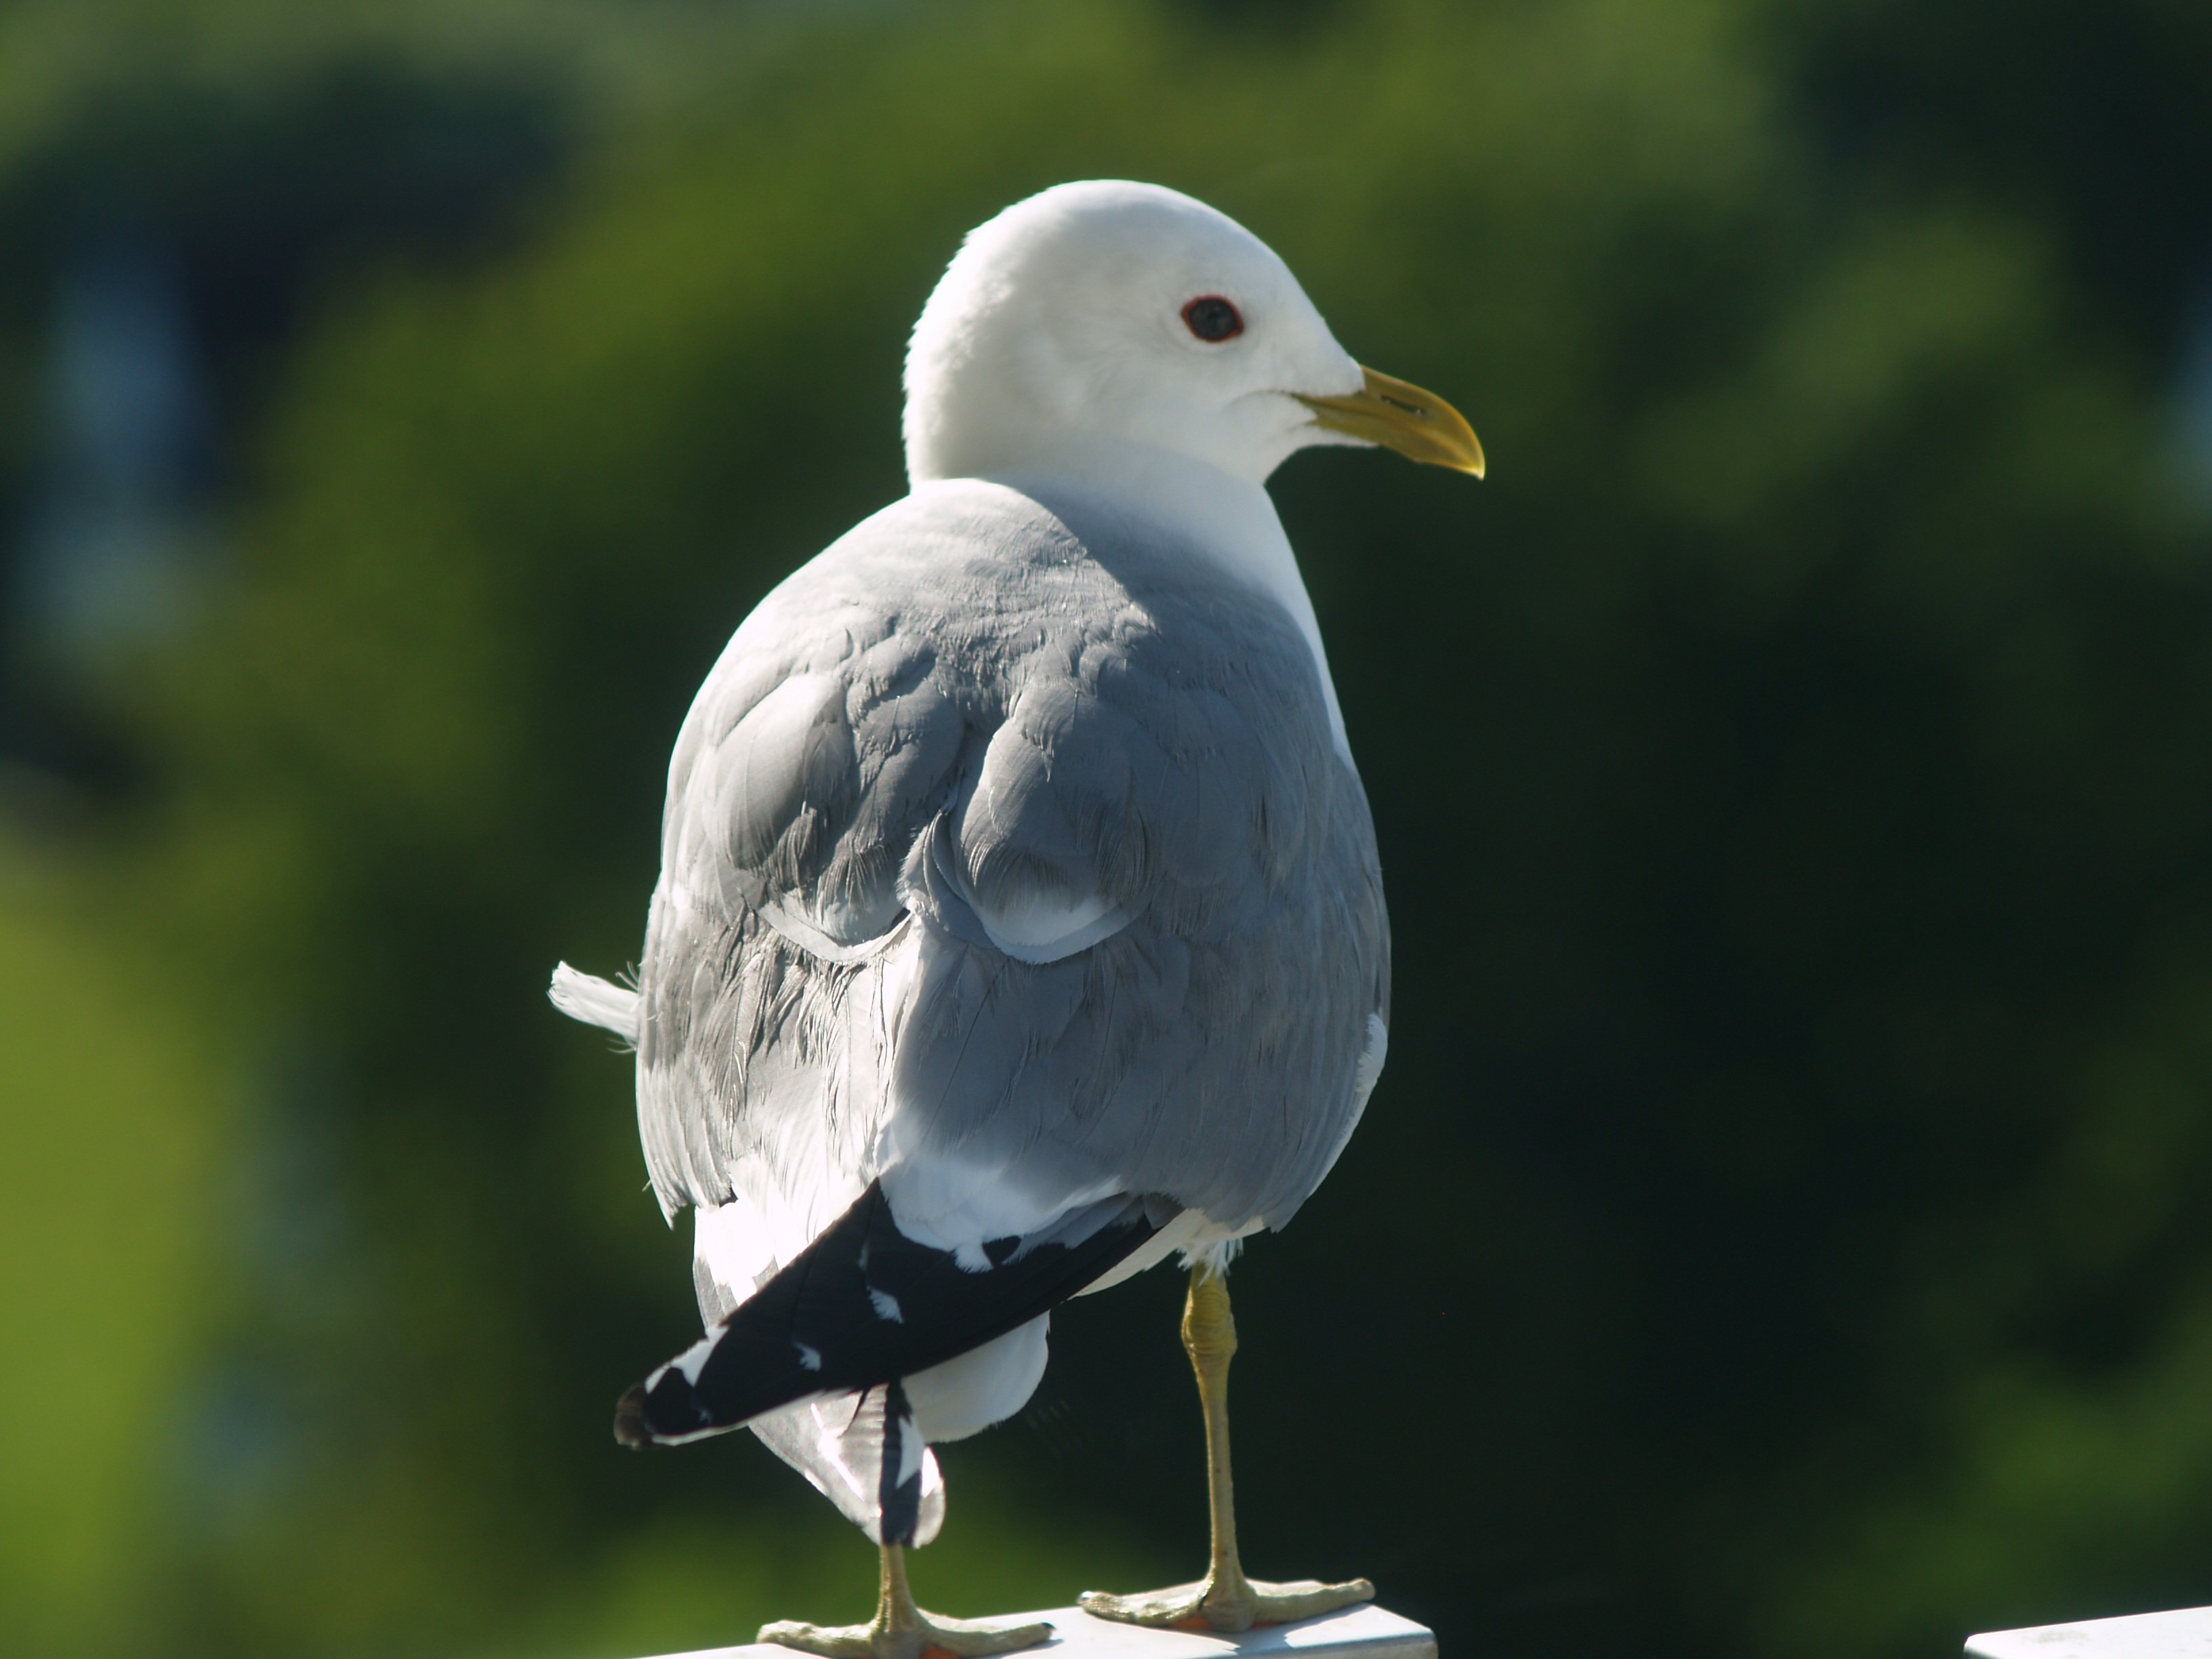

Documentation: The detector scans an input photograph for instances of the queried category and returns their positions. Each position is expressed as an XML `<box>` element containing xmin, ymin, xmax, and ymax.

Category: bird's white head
<box><xmin>903</xmin><ymin>180</ymin><xmax>1483</xmax><ymax>489</ymax></box>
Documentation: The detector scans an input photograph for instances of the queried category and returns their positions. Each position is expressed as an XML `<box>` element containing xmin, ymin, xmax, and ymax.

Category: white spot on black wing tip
<box><xmin>794</xmin><ymin>1340</ymin><xmax>823</xmax><ymax>1372</ymax></box>
<box><xmin>868</xmin><ymin>1288</ymin><xmax>904</xmax><ymax>1323</ymax></box>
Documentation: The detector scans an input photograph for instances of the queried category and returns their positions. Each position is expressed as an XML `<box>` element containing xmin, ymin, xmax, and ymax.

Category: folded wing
<box><xmin>627</xmin><ymin>479</ymin><xmax>1388</xmax><ymax>1244</ymax></box>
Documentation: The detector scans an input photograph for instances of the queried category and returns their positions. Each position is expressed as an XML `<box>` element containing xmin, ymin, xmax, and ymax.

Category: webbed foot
<box><xmin>1079</xmin><ymin>1570</ymin><xmax>1373</xmax><ymax>1634</ymax></box>
<box><xmin>760</xmin><ymin>1543</ymin><xmax>1051</xmax><ymax>1659</ymax></box>
<box><xmin>760</xmin><ymin>1607</ymin><xmax>1052</xmax><ymax>1659</ymax></box>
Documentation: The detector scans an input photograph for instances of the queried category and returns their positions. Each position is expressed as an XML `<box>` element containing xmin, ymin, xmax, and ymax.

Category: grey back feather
<box><xmin>634</xmin><ymin>478</ymin><xmax>1389</xmax><ymax>1233</ymax></box>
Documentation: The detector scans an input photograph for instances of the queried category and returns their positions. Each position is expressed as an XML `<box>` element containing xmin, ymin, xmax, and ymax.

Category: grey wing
<box><xmin>631</xmin><ymin>563</ymin><xmax>968</xmax><ymax>1225</ymax></box>
<box><xmin>630</xmin><ymin>481</ymin><xmax>1389</xmax><ymax>1237</ymax></box>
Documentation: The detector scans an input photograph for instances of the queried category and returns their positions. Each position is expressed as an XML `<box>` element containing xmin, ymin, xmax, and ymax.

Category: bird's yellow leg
<box><xmin>762</xmin><ymin>1541</ymin><xmax>1052</xmax><ymax>1659</ymax></box>
<box><xmin>1080</xmin><ymin>1265</ymin><xmax>1375</xmax><ymax>1633</ymax></box>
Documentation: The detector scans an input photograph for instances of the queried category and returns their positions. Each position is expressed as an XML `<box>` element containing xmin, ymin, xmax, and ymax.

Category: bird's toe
<box><xmin>1079</xmin><ymin>1572</ymin><xmax>1373</xmax><ymax>1634</ymax></box>
<box><xmin>760</xmin><ymin>1611</ymin><xmax>1052</xmax><ymax>1659</ymax></box>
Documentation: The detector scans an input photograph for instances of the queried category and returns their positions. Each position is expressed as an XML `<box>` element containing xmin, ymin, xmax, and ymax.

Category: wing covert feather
<box><xmin>634</xmin><ymin>479</ymin><xmax>1389</xmax><ymax>1233</ymax></box>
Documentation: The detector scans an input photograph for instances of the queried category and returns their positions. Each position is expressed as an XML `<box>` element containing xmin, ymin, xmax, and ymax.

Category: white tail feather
<box><xmin>549</xmin><ymin>962</ymin><xmax>640</xmax><ymax>1045</ymax></box>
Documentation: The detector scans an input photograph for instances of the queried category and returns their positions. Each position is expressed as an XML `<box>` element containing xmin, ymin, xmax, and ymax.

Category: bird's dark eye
<box><xmin>1181</xmin><ymin>295</ymin><xmax>1244</xmax><ymax>342</ymax></box>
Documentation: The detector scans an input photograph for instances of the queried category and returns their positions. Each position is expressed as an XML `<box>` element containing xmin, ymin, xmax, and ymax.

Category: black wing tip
<box><xmin>620</xmin><ymin>1183</ymin><xmax>1169</xmax><ymax>1439</ymax></box>
<box><xmin>613</xmin><ymin>1383</ymin><xmax>653</xmax><ymax>1448</ymax></box>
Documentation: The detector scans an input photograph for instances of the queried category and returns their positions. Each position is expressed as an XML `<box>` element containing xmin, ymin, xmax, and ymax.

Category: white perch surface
<box><xmin>642</xmin><ymin>1602</ymin><xmax>1436</xmax><ymax>1659</ymax></box>
<box><xmin>1969</xmin><ymin>1607</ymin><xmax>2212</xmax><ymax>1659</ymax></box>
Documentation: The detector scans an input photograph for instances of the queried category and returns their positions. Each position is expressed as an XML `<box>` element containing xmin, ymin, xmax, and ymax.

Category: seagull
<box><xmin>551</xmin><ymin>179</ymin><xmax>1481</xmax><ymax>1659</ymax></box>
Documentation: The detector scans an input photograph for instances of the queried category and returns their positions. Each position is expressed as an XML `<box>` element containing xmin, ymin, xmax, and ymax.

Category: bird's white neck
<box><xmin>967</xmin><ymin>436</ymin><xmax>1352</xmax><ymax>764</ymax></box>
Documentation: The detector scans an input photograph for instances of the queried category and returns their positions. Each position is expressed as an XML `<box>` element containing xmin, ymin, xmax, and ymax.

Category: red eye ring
<box><xmin>1181</xmin><ymin>295</ymin><xmax>1244</xmax><ymax>342</ymax></box>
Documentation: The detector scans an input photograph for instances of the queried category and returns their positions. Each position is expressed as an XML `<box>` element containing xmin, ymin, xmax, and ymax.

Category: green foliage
<box><xmin>0</xmin><ymin>842</ymin><xmax>227</xmax><ymax>1657</ymax></box>
<box><xmin>2</xmin><ymin>1</ymin><xmax>2210</xmax><ymax>1657</ymax></box>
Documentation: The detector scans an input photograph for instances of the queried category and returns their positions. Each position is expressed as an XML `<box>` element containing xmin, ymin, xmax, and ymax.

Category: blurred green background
<box><xmin>2</xmin><ymin>1</ymin><xmax>2211</xmax><ymax>1656</ymax></box>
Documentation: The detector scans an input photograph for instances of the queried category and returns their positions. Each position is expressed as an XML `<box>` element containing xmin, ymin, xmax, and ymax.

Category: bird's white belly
<box><xmin>903</xmin><ymin>1317</ymin><xmax>1050</xmax><ymax>1442</ymax></box>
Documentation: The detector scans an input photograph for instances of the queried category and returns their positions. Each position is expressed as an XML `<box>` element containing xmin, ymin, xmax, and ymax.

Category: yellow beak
<box><xmin>1295</xmin><ymin>365</ymin><xmax>1486</xmax><ymax>477</ymax></box>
